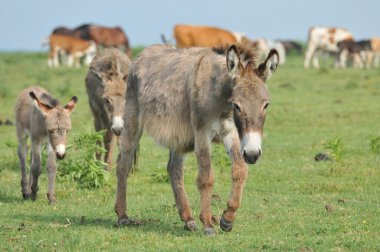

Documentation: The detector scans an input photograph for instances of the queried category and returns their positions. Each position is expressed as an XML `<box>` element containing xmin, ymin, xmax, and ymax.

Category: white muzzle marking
<box><xmin>241</xmin><ymin>132</ymin><xmax>262</xmax><ymax>155</ymax></box>
<box><xmin>112</xmin><ymin>116</ymin><xmax>124</xmax><ymax>130</ymax></box>
<box><xmin>56</xmin><ymin>144</ymin><xmax>66</xmax><ymax>156</ymax></box>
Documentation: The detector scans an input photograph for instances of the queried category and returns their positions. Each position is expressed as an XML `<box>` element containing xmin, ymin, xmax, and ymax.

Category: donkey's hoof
<box><xmin>203</xmin><ymin>227</ymin><xmax>216</xmax><ymax>236</ymax></box>
<box><xmin>30</xmin><ymin>193</ymin><xmax>37</xmax><ymax>201</ymax></box>
<box><xmin>117</xmin><ymin>218</ymin><xmax>131</xmax><ymax>227</ymax></box>
<box><xmin>47</xmin><ymin>194</ymin><xmax>57</xmax><ymax>205</ymax></box>
<box><xmin>22</xmin><ymin>193</ymin><xmax>30</xmax><ymax>200</ymax></box>
<box><xmin>184</xmin><ymin>220</ymin><xmax>197</xmax><ymax>231</ymax></box>
<box><xmin>48</xmin><ymin>199</ymin><xmax>57</xmax><ymax>205</ymax></box>
<box><xmin>220</xmin><ymin>215</ymin><xmax>233</xmax><ymax>232</ymax></box>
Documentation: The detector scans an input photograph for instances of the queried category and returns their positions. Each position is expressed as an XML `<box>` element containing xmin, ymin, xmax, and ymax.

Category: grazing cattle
<box><xmin>277</xmin><ymin>40</ymin><xmax>303</xmax><ymax>55</ymax></box>
<box><xmin>88</xmin><ymin>25</ymin><xmax>132</xmax><ymax>58</ymax></box>
<box><xmin>52</xmin><ymin>24</ymin><xmax>92</xmax><ymax>40</ymax></box>
<box><xmin>252</xmin><ymin>38</ymin><xmax>286</xmax><ymax>65</ymax></box>
<box><xmin>304</xmin><ymin>26</ymin><xmax>354</xmax><ymax>68</ymax></box>
<box><xmin>337</xmin><ymin>40</ymin><xmax>372</xmax><ymax>68</ymax></box>
<box><xmin>15</xmin><ymin>86</ymin><xmax>77</xmax><ymax>204</ymax></box>
<box><xmin>85</xmin><ymin>48</ymin><xmax>131</xmax><ymax>169</ymax></box>
<box><xmin>48</xmin><ymin>34</ymin><xmax>97</xmax><ymax>67</ymax></box>
<box><xmin>173</xmin><ymin>24</ymin><xmax>243</xmax><ymax>48</ymax></box>
<box><xmin>114</xmin><ymin>44</ymin><xmax>279</xmax><ymax>235</ymax></box>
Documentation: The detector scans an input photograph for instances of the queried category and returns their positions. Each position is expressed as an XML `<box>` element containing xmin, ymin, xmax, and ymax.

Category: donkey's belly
<box><xmin>143</xmin><ymin>115</ymin><xmax>195</xmax><ymax>153</ymax></box>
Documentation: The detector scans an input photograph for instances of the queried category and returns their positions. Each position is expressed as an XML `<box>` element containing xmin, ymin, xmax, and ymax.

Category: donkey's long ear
<box><xmin>227</xmin><ymin>45</ymin><xmax>241</xmax><ymax>79</ymax></box>
<box><xmin>257</xmin><ymin>49</ymin><xmax>279</xmax><ymax>82</ymax></box>
<box><xmin>29</xmin><ymin>91</ymin><xmax>52</xmax><ymax>116</ymax></box>
<box><xmin>90</xmin><ymin>67</ymin><xmax>106</xmax><ymax>86</ymax></box>
<box><xmin>64</xmin><ymin>96</ymin><xmax>78</xmax><ymax>114</ymax></box>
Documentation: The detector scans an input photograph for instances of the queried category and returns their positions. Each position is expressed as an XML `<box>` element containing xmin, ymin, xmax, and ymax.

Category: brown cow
<box><xmin>174</xmin><ymin>24</ymin><xmax>243</xmax><ymax>48</ymax></box>
<box><xmin>52</xmin><ymin>24</ymin><xmax>92</xmax><ymax>40</ymax></box>
<box><xmin>48</xmin><ymin>34</ymin><xmax>97</xmax><ymax>67</ymax></box>
<box><xmin>88</xmin><ymin>25</ymin><xmax>132</xmax><ymax>58</ymax></box>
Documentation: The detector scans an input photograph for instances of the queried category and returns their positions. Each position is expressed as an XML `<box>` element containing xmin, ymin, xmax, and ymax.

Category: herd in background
<box><xmin>43</xmin><ymin>23</ymin><xmax>380</xmax><ymax>70</ymax></box>
<box><xmin>304</xmin><ymin>26</ymin><xmax>380</xmax><ymax>69</ymax></box>
<box><xmin>43</xmin><ymin>24</ymin><xmax>132</xmax><ymax>67</ymax></box>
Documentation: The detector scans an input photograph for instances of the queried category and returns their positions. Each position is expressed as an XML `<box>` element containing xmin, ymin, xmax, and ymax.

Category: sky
<box><xmin>0</xmin><ymin>0</ymin><xmax>378</xmax><ymax>51</ymax></box>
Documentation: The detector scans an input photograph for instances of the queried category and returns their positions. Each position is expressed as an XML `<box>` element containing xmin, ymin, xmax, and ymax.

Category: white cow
<box><xmin>304</xmin><ymin>26</ymin><xmax>353</xmax><ymax>69</ymax></box>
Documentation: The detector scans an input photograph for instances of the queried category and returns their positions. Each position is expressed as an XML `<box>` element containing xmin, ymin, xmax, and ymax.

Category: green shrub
<box><xmin>323</xmin><ymin>137</ymin><xmax>344</xmax><ymax>162</ymax></box>
<box><xmin>369</xmin><ymin>136</ymin><xmax>380</xmax><ymax>160</ymax></box>
<box><xmin>58</xmin><ymin>127</ymin><xmax>109</xmax><ymax>189</ymax></box>
<box><xmin>149</xmin><ymin>168</ymin><xmax>169</xmax><ymax>183</ymax></box>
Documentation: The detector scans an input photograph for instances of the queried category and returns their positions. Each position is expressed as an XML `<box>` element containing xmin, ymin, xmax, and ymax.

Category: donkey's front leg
<box><xmin>115</xmin><ymin>129</ymin><xmax>141</xmax><ymax>226</ymax></box>
<box><xmin>46</xmin><ymin>144</ymin><xmax>57</xmax><ymax>204</ymax></box>
<box><xmin>30</xmin><ymin>142</ymin><xmax>42</xmax><ymax>201</ymax></box>
<box><xmin>220</xmin><ymin>130</ymin><xmax>248</xmax><ymax>232</ymax></box>
<box><xmin>104</xmin><ymin>129</ymin><xmax>115</xmax><ymax>170</ymax></box>
<box><xmin>167</xmin><ymin>150</ymin><xmax>196</xmax><ymax>231</ymax></box>
<box><xmin>194</xmin><ymin>133</ymin><xmax>215</xmax><ymax>235</ymax></box>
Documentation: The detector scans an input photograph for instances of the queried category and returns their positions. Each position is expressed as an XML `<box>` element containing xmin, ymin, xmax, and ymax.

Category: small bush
<box><xmin>323</xmin><ymin>137</ymin><xmax>344</xmax><ymax>162</ymax></box>
<box><xmin>58</xmin><ymin>127</ymin><xmax>109</xmax><ymax>189</ymax></box>
<box><xmin>149</xmin><ymin>168</ymin><xmax>169</xmax><ymax>183</ymax></box>
<box><xmin>369</xmin><ymin>136</ymin><xmax>380</xmax><ymax>160</ymax></box>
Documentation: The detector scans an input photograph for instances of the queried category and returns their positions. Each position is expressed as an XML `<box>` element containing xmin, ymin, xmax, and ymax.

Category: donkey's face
<box><xmin>97</xmin><ymin>72</ymin><xmax>128</xmax><ymax>136</ymax></box>
<box><xmin>30</xmin><ymin>92</ymin><xmax>77</xmax><ymax>159</ymax></box>
<box><xmin>227</xmin><ymin>46</ymin><xmax>279</xmax><ymax>164</ymax></box>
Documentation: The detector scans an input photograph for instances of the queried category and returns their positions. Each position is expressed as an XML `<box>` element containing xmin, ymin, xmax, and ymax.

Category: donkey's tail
<box><xmin>161</xmin><ymin>34</ymin><xmax>174</xmax><ymax>45</ymax></box>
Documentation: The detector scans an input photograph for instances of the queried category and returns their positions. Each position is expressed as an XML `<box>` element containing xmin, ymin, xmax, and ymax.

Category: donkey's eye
<box><xmin>233</xmin><ymin>103</ymin><xmax>241</xmax><ymax>113</ymax></box>
<box><xmin>264</xmin><ymin>103</ymin><xmax>270</xmax><ymax>110</ymax></box>
<box><xmin>48</xmin><ymin>130</ymin><xmax>54</xmax><ymax>134</ymax></box>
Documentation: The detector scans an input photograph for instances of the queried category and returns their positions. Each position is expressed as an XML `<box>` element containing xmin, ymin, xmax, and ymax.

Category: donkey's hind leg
<box><xmin>194</xmin><ymin>132</ymin><xmax>215</xmax><ymax>235</ymax></box>
<box><xmin>167</xmin><ymin>150</ymin><xmax>196</xmax><ymax>231</ymax></box>
<box><xmin>17</xmin><ymin>133</ymin><xmax>30</xmax><ymax>199</ymax></box>
<box><xmin>46</xmin><ymin>144</ymin><xmax>57</xmax><ymax>204</ymax></box>
<box><xmin>29</xmin><ymin>141</ymin><xmax>42</xmax><ymax>201</ymax></box>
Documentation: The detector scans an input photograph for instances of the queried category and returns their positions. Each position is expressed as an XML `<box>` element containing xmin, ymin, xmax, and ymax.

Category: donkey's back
<box><xmin>129</xmin><ymin>45</ymin><xmax>225</xmax><ymax>151</ymax></box>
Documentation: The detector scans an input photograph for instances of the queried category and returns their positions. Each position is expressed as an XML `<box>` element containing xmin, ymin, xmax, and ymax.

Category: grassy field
<box><xmin>0</xmin><ymin>50</ymin><xmax>379</xmax><ymax>251</ymax></box>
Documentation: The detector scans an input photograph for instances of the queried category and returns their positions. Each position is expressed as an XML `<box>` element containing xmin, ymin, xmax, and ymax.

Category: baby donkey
<box><xmin>15</xmin><ymin>86</ymin><xmax>77</xmax><ymax>204</ymax></box>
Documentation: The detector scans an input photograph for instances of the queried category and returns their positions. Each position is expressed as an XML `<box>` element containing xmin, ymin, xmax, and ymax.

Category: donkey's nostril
<box><xmin>56</xmin><ymin>153</ymin><xmax>66</xmax><ymax>160</ymax></box>
<box><xmin>243</xmin><ymin>150</ymin><xmax>260</xmax><ymax>164</ymax></box>
<box><xmin>112</xmin><ymin>127</ymin><xmax>122</xmax><ymax>136</ymax></box>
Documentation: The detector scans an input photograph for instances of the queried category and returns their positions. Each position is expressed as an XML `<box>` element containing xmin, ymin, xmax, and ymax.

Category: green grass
<box><xmin>0</xmin><ymin>51</ymin><xmax>379</xmax><ymax>251</ymax></box>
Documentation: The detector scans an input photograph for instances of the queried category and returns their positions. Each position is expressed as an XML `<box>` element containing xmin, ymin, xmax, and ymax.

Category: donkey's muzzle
<box><xmin>243</xmin><ymin>149</ymin><xmax>261</xmax><ymax>164</ymax></box>
<box><xmin>112</xmin><ymin>127</ymin><xmax>123</xmax><ymax>136</ymax></box>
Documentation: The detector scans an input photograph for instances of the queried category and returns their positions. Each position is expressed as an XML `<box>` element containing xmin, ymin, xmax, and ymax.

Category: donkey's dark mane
<box><xmin>212</xmin><ymin>44</ymin><xmax>258</xmax><ymax>68</ymax></box>
<box><xmin>41</xmin><ymin>93</ymin><xmax>59</xmax><ymax>107</ymax></box>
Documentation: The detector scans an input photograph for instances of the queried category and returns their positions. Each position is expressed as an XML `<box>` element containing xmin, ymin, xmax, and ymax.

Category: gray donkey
<box><xmin>15</xmin><ymin>86</ymin><xmax>77</xmax><ymax>204</ymax></box>
<box><xmin>85</xmin><ymin>48</ymin><xmax>131</xmax><ymax>169</ymax></box>
<box><xmin>115</xmin><ymin>44</ymin><xmax>279</xmax><ymax>235</ymax></box>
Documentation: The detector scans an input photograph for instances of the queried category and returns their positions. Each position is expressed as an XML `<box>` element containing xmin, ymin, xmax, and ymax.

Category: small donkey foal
<box><xmin>15</xmin><ymin>86</ymin><xmax>77</xmax><ymax>204</ymax></box>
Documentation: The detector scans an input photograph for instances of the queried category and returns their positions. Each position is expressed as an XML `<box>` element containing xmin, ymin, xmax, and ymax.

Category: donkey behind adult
<box><xmin>15</xmin><ymin>86</ymin><xmax>77</xmax><ymax>204</ymax></box>
<box><xmin>115</xmin><ymin>44</ymin><xmax>279</xmax><ymax>235</ymax></box>
<box><xmin>85</xmin><ymin>48</ymin><xmax>131</xmax><ymax>168</ymax></box>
